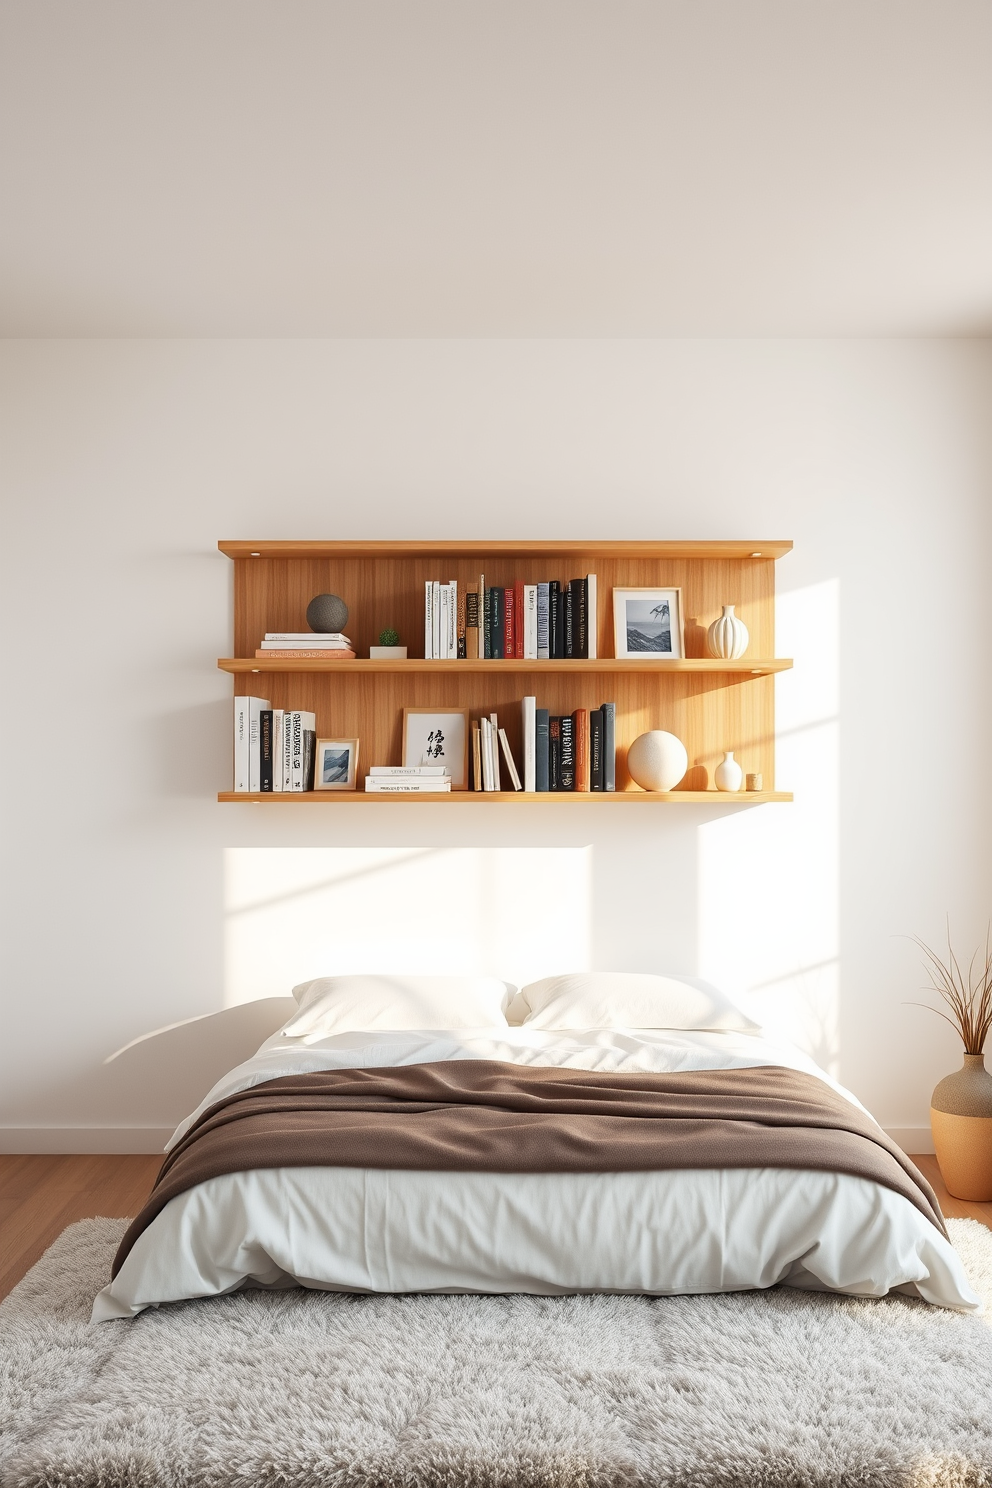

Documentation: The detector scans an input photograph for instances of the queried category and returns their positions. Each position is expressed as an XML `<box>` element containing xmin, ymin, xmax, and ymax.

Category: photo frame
<box><xmin>612</xmin><ymin>587</ymin><xmax>684</xmax><ymax>660</ymax></box>
<box><xmin>314</xmin><ymin>738</ymin><xmax>360</xmax><ymax>791</ymax></box>
<box><xmin>402</xmin><ymin>708</ymin><xmax>469</xmax><ymax>789</ymax></box>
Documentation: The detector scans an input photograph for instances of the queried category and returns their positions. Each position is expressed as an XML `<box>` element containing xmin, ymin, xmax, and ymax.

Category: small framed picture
<box><xmin>314</xmin><ymin>738</ymin><xmax>360</xmax><ymax>791</ymax></box>
<box><xmin>402</xmin><ymin>708</ymin><xmax>469</xmax><ymax>789</ymax></box>
<box><xmin>612</xmin><ymin>587</ymin><xmax>684</xmax><ymax>659</ymax></box>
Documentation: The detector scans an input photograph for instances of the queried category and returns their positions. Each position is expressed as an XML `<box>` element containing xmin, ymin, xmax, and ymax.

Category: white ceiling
<box><xmin>1</xmin><ymin>1</ymin><xmax>991</xmax><ymax>336</ymax></box>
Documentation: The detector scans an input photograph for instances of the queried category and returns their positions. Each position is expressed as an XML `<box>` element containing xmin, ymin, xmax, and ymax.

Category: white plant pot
<box><xmin>706</xmin><ymin>605</ymin><xmax>749</xmax><ymax>660</ymax></box>
<box><xmin>626</xmin><ymin>730</ymin><xmax>689</xmax><ymax>792</ymax></box>
<box><xmin>715</xmin><ymin>750</ymin><xmax>744</xmax><ymax>792</ymax></box>
<box><xmin>369</xmin><ymin>646</ymin><xmax>408</xmax><ymax>659</ymax></box>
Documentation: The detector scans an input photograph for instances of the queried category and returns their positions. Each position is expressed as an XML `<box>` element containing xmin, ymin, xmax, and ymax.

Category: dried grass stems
<box><xmin>910</xmin><ymin>925</ymin><xmax>992</xmax><ymax>1055</ymax></box>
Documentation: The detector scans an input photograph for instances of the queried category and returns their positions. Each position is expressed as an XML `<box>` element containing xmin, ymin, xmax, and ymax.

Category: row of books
<box><xmin>234</xmin><ymin>697</ymin><xmax>316</xmax><ymax>792</ymax></box>
<box><xmin>473</xmin><ymin>697</ymin><xmax>617</xmax><ymax>792</ymax></box>
<box><xmin>254</xmin><ymin>632</ymin><xmax>355</xmax><ymax>660</ymax></box>
<box><xmin>424</xmin><ymin>575</ymin><xmax>597</xmax><ymax>660</ymax></box>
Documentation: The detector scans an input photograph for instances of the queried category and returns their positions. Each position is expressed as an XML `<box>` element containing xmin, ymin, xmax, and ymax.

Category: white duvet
<box><xmin>93</xmin><ymin>1026</ymin><xmax>981</xmax><ymax>1318</ymax></box>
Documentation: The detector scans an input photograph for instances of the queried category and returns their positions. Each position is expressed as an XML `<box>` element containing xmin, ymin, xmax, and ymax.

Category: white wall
<box><xmin>1</xmin><ymin>338</ymin><xmax>990</xmax><ymax>1150</ymax></box>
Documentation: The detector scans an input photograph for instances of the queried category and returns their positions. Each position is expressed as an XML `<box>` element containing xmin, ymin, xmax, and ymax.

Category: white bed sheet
<box><xmin>93</xmin><ymin>1027</ymin><xmax>981</xmax><ymax>1318</ymax></box>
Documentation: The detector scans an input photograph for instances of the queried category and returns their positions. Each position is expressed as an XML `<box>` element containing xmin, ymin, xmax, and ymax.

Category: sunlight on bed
<box><xmin>697</xmin><ymin>578</ymin><xmax>840</xmax><ymax>1074</ymax></box>
<box><xmin>223</xmin><ymin>846</ymin><xmax>593</xmax><ymax>1006</ymax></box>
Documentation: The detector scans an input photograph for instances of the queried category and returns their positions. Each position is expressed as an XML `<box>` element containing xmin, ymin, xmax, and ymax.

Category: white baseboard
<box><xmin>0</xmin><ymin>1127</ymin><xmax>172</xmax><ymax>1154</ymax></box>
<box><xmin>884</xmin><ymin>1126</ymin><xmax>935</xmax><ymax>1155</ymax></box>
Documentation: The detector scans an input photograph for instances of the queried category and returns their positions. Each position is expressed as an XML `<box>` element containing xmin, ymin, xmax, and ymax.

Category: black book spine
<box><xmin>589</xmin><ymin>708</ymin><xmax>604</xmax><ymax>791</ymax></box>
<box><xmin>559</xmin><ymin>714</ymin><xmax>575</xmax><ymax>790</ymax></box>
<box><xmin>548</xmin><ymin>716</ymin><xmax>561</xmax><ymax>790</ymax></box>
<box><xmin>490</xmin><ymin>586</ymin><xmax>504</xmax><ymax>659</ymax></box>
<box><xmin>259</xmin><ymin>709</ymin><xmax>273</xmax><ymax>792</ymax></box>
<box><xmin>571</xmin><ymin>578</ymin><xmax>587</xmax><ymax>658</ymax></box>
<box><xmin>556</xmin><ymin>587</ymin><xmax>567</xmax><ymax>659</ymax></box>
<box><xmin>483</xmin><ymin>587</ymin><xmax>491</xmax><ymax>659</ymax></box>
<box><xmin>548</xmin><ymin>580</ymin><xmax>560</xmax><ymax>658</ymax></box>
<box><xmin>563</xmin><ymin>582</ymin><xmax>574</xmax><ymax>659</ymax></box>
<box><xmin>535</xmin><ymin>708</ymin><xmax>550</xmax><ymax>792</ymax></box>
<box><xmin>602</xmin><ymin>701</ymin><xmax>616</xmax><ymax>791</ymax></box>
<box><xmin>303</xmin><ymin>729</ymin><xmax>316</xmax><ymax>791</ymax></box>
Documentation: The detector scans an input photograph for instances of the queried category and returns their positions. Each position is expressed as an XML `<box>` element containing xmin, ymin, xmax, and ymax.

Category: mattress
<box><xmin>93</xmin><ymin>1025</ymin><xmax>980</xmax><ymax>1318</ymax></box>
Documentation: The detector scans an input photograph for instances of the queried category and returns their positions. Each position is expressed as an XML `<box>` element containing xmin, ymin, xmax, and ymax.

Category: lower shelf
<box><xmin>217</xmin><ymin>790</ymin><xmax>792</xmax><ymax>804</ymax></box>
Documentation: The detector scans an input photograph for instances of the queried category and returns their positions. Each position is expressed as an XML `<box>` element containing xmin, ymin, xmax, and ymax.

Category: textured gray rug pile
<box><xmin>2</xmin><ymin>1219</ymin><xmax>992</xmax><ymax>1488</ymax></box>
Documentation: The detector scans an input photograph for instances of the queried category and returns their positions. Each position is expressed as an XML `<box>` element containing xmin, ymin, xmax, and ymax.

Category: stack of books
<box><xmin>364</xmin><ymin>767</ymin><xmax>452</xmax><ymax>794</ymax></box>
<box><xmin>234</xmin><ymin>698</ymin><xmax>316</xmax><ymax>792</ymax></box>
<box><xmin>471</xmin><ymin>697</ymin><xmax>616</xmax><ymax>792</ymax></box>
<box><xmin>424</xmin><ymin>574</ymin><xmax>597</xmax><ymax>660</ymax></box>
<box><xmin>255</xmin><ymin>633</ymin><xmax>355</xmax><ymax>659</ymax></box>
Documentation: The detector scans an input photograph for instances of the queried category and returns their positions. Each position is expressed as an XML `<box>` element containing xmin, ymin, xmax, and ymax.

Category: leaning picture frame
<box><xmin>314</xmin><ymin>738</ymin><xmax>360</xmax><ymax>791</ymax></box>
<box><xmin>612</xmin><ymin>587</ymin><xmax>685</xmax><ymax>660</ymax></box>
<box><xmin>401</xmin><ymin>707</ymin><xmax>469</xmax><ymax>789</ymax></box>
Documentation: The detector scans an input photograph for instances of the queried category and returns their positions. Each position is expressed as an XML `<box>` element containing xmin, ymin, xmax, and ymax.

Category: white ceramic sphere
<box><xmin>626</xmin><ymin>730</ymin><xmax>689</xmax><ymax>792</ymax></box>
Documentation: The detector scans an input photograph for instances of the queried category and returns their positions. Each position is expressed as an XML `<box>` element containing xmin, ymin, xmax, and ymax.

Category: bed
<box><xmin>93</xmin><ymin>972</ymin><xmax>979</xmax><ymax>1319</ymax></box>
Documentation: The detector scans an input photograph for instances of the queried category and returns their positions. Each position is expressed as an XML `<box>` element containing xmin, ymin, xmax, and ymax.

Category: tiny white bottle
<box><xmin>715</xmin><ymin>751</ymin><xmax>743</xmax><ymax>792</ymax></box>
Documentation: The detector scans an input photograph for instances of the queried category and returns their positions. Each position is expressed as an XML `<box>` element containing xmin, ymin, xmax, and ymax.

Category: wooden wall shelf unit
<box><xmin>218</xmin><ymin>539</ymin><xmax>793</xmax><ymax>804</ymax></box>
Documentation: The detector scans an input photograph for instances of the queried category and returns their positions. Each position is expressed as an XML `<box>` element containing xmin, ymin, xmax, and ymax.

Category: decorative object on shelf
<box><xmin>370</xmin><ymin>627</ymin><xmax>407</xmax><ymax>660</ymax></box>
<box><xmin>745</xmin><ymin>772</ymin><xmax>763</xmax><ymax>792</ymax></box>
<box><xmin>912</xmin><ymin>926</ymin><xmax>992</xmax><ymax>1200</ymax></box>
<box><xmin>715</xmin><ymin>751</ymin><xmax>743</xmax><ymax>792</ymax></box>
<box><xmin>307</xmin><ymin>593</ymin><xmax>350</xmax><ymax>633</ymax></box>
<box><xmin>626</xmin><ymin>731</ymin><xmax>688</xmax><ymax>792</ymax></box>
<box><xmin>314</xmin><ymin>738</ymin><xmax>360</xmax><ymax>792</ymax></box>
<box><xmin>706</xmin><ymin>605</ymin><xmax>749</xmax><ymax>660</ymax></box>
<box><xmin>402</xmin><ymin>707</ymin><xmax>470</xmax><ymax>790</ymax></box>
<box><xmin>612</xmin><ymin>588</ymin><xmax>684</xmax><ymax>660</ymax></box>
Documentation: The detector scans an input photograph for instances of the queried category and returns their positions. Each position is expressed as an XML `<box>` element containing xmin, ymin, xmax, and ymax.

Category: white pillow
<box><xmin>281</xmin><ymin>974</ymin><xmax>516</xmax><ymax>1039</ymax></box>
<box><xmin>506</xmin><ymin>972</ymin><xmax>759</xmax><ymax>1033</ymax></box>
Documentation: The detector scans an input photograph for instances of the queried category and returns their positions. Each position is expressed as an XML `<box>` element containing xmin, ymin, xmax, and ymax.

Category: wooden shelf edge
<box><xmin>217</xmin><ymin>790</ymin><xmax>793</xmax><ymax>804</ymax></box>
<box><xmin>218</xmin><ymin>539</ymin><xmax>794</xmax><ymax>561</ymax></box>
<box><xmin>219</xmin><ymin>657</ymin><xmax>794</xmax><ymax>676</ymax></box>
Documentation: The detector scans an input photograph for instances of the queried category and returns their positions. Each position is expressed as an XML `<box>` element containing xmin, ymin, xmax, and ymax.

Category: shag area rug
<box><xmin>1</xmin><ymin>1220</ymin><xmax>992</xmax><ymax>1488</ymax></box>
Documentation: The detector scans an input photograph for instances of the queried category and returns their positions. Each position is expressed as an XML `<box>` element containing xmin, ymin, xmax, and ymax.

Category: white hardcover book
<box><xmin>282</xmin><ymin>710</ymin><xmax>294</xmax><ymax>791</ymax></box>
<box><xmin>425</xmin><ymin>581</ymin><xmax>434</xmax><ymax>659</ymax></box>
<box><xmin>480</xmin><ymin>718</ymin><xmax>494</xmax><ymax>792</ymax></box>
<box><xmin>259</xmin><ymin>638</ymin><xmax>352</xmax><ymax>650</ymax></box>
<box><xmin>365</xmin><ymin>778</ymin><xmax>452</xmax><ymax>793</ymax></box>
<box><xmin>234</xmin><ymin>697</ymin><xmax>249</xmax><ymax>792</ymax></box>
<box><xmin>271</xmin><ymin>710</ymin><xmax>284</xmax><ymax>792</ymax></box>
<box><xmin>439</xmin><ymin>583</ymin><xmax>450</xmax><ymax>660</ymax></box>
<box><xmin>521</xmin><ymin>696</ymin><xmax>536</xmax><ymax>793</ymax></box>
<box><xmin>369</xmin><ymin>766</ymin><xmax>450</xmax><ymax>776</ymax></box>
<box><xmin>448</xmin><ymin>580</ymin><xmax>457</xmax><ymax>657</ymax></box>
<box><xmin>433</xmin><ymin>581</ymin><xmax>442</xmax><ymax>659</ymax></box>
<box><xmin>523</xmin><ymin>585</ymin><xmax>538</xmax><ymax>659</ymax></box>
<box><xmin>264</xmin><ymin>632</ymin><xmax>350</xmax><ymax>642</ymax></box>
<box><xmin>290</xmin><ymin>710</ymin><xmax>316</xmax><ymax>791</ymax></box>
<box><xmin>498</xmin><ymin>728</ymin><xmax>523</xmax><ymax>791</ymax></box>
<box><xmin>248</xmin><ymin>697</ymin><xmax>270</xmax><ymax>793</ymax></box>
<box><xmin>489</xmin><ymin>711</ymin><xmax>502</xmax><ymax>791</ymax></box>
<box><xmin>537</xmin><ymin>582</ymin><xmax>550</xmax><ymax>660</ymax></box>
<box><xmin>586</xmin><ymin>573</ymin><xmax>597</xmax><ymax>659</ymax></box>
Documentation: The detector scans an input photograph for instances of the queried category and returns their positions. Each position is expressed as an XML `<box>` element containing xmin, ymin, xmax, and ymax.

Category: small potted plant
<box><xmin>369</xmin><ymin>627</ymin><xmax>407</xmax><ymax>660</ymax></box>
<box><xmin>913</xmin><ymin>925</ymin><xmax>992</xmax><ymax>1199</ymax></box>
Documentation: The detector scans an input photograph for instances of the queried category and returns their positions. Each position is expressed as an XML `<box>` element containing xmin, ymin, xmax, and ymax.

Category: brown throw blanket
<box><xmin>113</xmin><ymin>1061</ymin><xmax>946</xmax><ymax>1277</ymax></box>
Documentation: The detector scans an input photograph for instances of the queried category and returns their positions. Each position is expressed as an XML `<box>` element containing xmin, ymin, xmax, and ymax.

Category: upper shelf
<box><xmin>218</xmin><ymin>539</ymin><xmax>794</xmax><ymax>562</ymax></box>
<box><xmin>218</xmin><ymin>657</ymin><xmax>794</xmax><ymax>675</ymax></box>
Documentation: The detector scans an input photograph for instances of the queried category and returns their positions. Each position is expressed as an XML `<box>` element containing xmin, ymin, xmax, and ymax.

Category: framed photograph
<box><xmin>612</xmin><ymin>587</ymin><xmax>684</xmax><ymax>659</ymax></box>
<box><xmin>402</xmin><ymin>707</ymin><xmax>469</xmax><ymax>789</ymax></box>
<box><xmin>314</xmin><ymin>738</ymin><xmax>360</xmax><ymax>791</ymax></box>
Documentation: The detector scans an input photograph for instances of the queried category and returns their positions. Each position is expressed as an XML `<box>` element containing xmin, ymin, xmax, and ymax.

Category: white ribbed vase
<box><xmin>715</xmin><ymin>751</ymin><xmax>743</xmax><ymax>792</ymax></box>
<box><xmin>706</xmin><ymin>605</ymin><xmax>749</xmax><ymax>660</ymax></box>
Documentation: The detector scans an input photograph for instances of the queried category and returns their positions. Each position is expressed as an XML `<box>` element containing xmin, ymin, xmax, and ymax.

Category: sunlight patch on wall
<box><xmin>697</xmin><ymin>579</ymin><xmax>840</xmax><ymax>1073</ymax></box>
<box><xmin>224</xmin><ymin>847</ymin><xmax>592</xmax><ymax>1006</ymax></box>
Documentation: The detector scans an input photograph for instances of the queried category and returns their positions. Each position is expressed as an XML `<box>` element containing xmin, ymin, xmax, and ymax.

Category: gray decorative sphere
<box><xmin>306</xmin><ymin>593</ymin><xmax>349</xmax><ymax>633</ymax></box>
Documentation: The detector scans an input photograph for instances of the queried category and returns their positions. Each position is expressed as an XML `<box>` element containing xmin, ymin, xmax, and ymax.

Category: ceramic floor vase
<box><xmin>930</xmin><ymin>1053</ymin><xmax>992</xmax><ymax>1201</ymax></box>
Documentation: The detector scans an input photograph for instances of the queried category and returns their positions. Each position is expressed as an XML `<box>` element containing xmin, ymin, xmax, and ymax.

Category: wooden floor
<box><xmin>0</xmin><ymin>1153</ymin><xmax>990</xmax><ymax>1304</ymax></box>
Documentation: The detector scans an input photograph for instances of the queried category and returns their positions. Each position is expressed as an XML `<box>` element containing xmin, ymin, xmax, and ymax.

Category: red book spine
<box><xmin>514</xmin><ymin>581</ymin><xmax>524</xmax><ymax>658</ymax></box>
<box><xmin>503</xmin><ymin>586</ymin><xmax>515</xmax><ymax>658</ymax></box>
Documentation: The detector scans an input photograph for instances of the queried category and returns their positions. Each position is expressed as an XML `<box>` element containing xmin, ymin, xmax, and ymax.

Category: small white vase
<box><xmin>626</xmin><ymin>731</ymin><xmax>689</xmax><ymax>792</ymax></box>
<box><xmin>706</xmin><ymin>605</ymin><xmax>749</xmax><ymax>660</ymax></box>
<box><xmin>715</xmin><ymin>751</ymin><xmax>743</xmax><ymax>792</ymax></box>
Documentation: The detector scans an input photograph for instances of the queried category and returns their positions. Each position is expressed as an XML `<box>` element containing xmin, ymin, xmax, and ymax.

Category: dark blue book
<box><xmin>601</xmin><ymin>701</ymin><xmax>616</xmax><ymax>791</ymax></box>
<box><xmin>535</xmin><ymin>708</ymin><xmax>550</xmax><ymax>792</ymax></box>
<box><xmin>489</xmin><ymin>586</ymin><xmax>504</xmax><ymax>659</ymax></box>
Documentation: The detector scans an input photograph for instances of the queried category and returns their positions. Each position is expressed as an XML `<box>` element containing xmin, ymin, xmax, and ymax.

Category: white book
<box><xmin>271</xmin><ymin>710</ymin><xmax>284</xmax><ymax>792</ymax></box>
<box><xmin>369</xmin><ymin>766</ymin><xmax>450</xmax><ymax>776</ymax></box>
<box><xmin>489</xmin><ymin>712</ymin><xmax>502</xmax><ymax>791</ymax></box>
<box><xmin>432</xmin><ymin>581</ymin><xmax>442</xmax><ymax>659</ymax></box>
<box><xmin>264</xmin><ymin>633</ymin><xmax>351</xmax><ymax>642</ymax></box>
<box><xmin>259</xmin><ymin>638</ymin><xmax>352</xmax><ymax>650</ymax></box>
<box><xmin>289</xmin><ymin>710</ymin><xmax>316</xmax><ymax>791</ymax></box>
<box><xmin>247</xmin><ymin>697</ymin><xmax>270</xmax><ymax>792</ymax></box>
<box><xmin>537</xmin><ymin>583</ymin><xmax>550</xmax><ymax>660</ymax></box>
<box><xmin>523</xmin><ymin>585</ymin><xmax>538</xmax><ymax>659</ymax></box>
<box><xmin>364</xmin><ymin>778</ymin><xmax>452</xmax><ymax>793</ymax></box>
<box><xmin>425</xmin><ymin>581</ymin><xmax>434</xmax><ymax>659</ymax></box>
<box><xmin>498</xmin><ymin>728</ymin><xmax>523</xmax><ymax>791</ymax></box>
<box><xmin>282</xmin><ymin>708</ymin><xmax>294</xmax><ymax>791</ymax></box>
<box><xmin>448</xmin><ymin>580</ymin><xmax>457</xmax><ymax>657</ymax></box>
<box><xmin>234</xmin><ymin>697</ymin><xmax>250</xmax><ymax>793</ymax></box>
<box><xmin>521</xmin><ymin>696</ymin><xmax>536</xmax><ymax>793</ymax></box>
<box><xmin>439</xmin><ymin>583</ymin><xmax>450</xmax><ymax>660</ymax></box>
<box><xmin>480</xmin><ymin>717</ymin><xmax>494</xmax><ymax>792</ymax></box>
<box><xmin>586</xmin><ymin>573</ymin><xmax>597</xmax><ymax>659</ymax></box>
